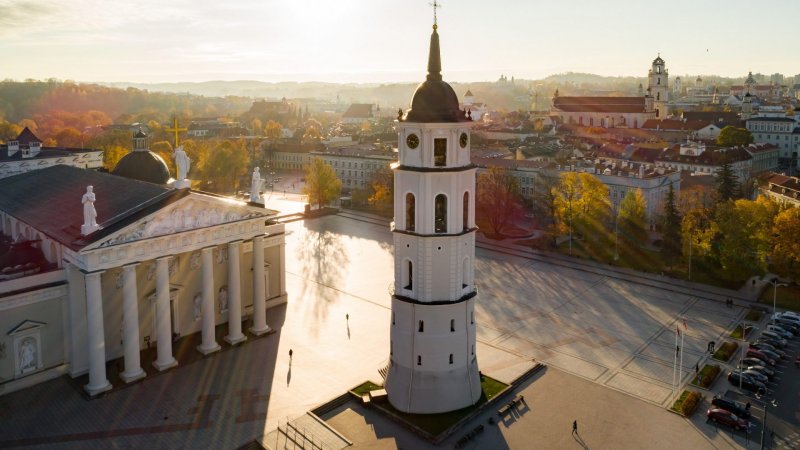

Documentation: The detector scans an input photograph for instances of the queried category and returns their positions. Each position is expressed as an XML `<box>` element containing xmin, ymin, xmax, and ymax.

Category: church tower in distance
<box><xmin>384</xmin><ymin>19</ymin><xmax>482</xmax><ymax>414</ymax></box>
<box><xmin>648</xmin><ymin>55</ymin><xmax>669</xmax><ymax>118</ymax></box>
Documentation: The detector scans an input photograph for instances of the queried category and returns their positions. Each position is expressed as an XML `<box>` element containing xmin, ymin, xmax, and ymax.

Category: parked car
<box><xmin>746</xmin><ymin>349</ymin><xmax>776</xmax><ymax>366</ymax></box>
<box><xmin>758</xmin><ymin>337</ymin><xmax>788</xmax><ymax>350</ymax></box>
<box><xmin>711</xmin><ymin>397</ymin><xmax>752</xmax><ymax>419</ymax></box>
<box><xmin>707</xmin><ymin>408</ymin><xmax>749</xmax><ymax>430</ymax></box>
<box><xmin>780</xmin><ymin>311</ymin><xmax>800</xmax><ymax>319</ymax></box>
<box><xmin>766</xmin><ymin>324</ymin><xmax>795</xmax><ymax>338</ymax></box>
<box><xmin>736</xmin><ymin>364</ymin><xmax>774</xmax><ymax>379</ymax></box>
<box><xmin>775</xmin><ymin>317</ymin><xmax>800</xmax><ymax>333</ymax></box>
<box><xmin>739</xmin><ymin>369</ymin><xmax>768</xmax><ymax>384</ymax></box>
<box><xmin>760</xmin><ymin>331</ymin><xmax>787</xmax><ymax>347</ymax></box>
<box><xmin>727</xmin><ymin>372</ymin><xmax>766</xmax><ymax>393</ymax></box>
<box><xmin>749</xmin><ymin>343</ymin><xmax>784</xmax><ymax>360</ymax></box>
<box><xmin>741</xmin><ymin>357</ymin><xmax>773</xmax><ymax>369</ymax></box>
<box><xmin>774</xmin><ymin>313</ymin><xmax>800</xmax><ymax>325</ymax></box>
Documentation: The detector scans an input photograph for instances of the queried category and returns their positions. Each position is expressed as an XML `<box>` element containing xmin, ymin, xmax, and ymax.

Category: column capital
<box><xmin>228</xmin><ymin>239</ymin><xmax>243</xmax><ymax>247</ymax></box>
<box><xmin>122</xmin><ymin>262</ymin><xmax>140</xmax><ymax>270</ymax></box>
<box><xmin>84</xmin><ymin>269</ymin><xmax>106</xmax><ymax>279</ymax></box>
<box><xmin>201</xmin><ymin>246</ymin><xmax>215</xmax><ymax>255</ymax></box>
<box><xmin>156</xmin><ymin>255</ymin><xmax>171</xmax><ymax>263</ymax></box>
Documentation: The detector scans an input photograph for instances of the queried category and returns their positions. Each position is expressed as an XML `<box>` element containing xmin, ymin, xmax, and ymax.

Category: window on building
<box><xmin>405</xmin><ymin>260</ymin><xmax>413</xmax><ymax>290</ymax></box>
<box><xmin>417</xmin><ymin>355</ymin><xmax>421</xmax><ymax>366</ymax></box>
<box><xmin>471</xmin><ymin>311</ymin><xmax>474</xmax><ymax>325</ymax></box>
<box><xmin>418</xmin><ymin>320</ymin><xmax>424</xmax><ymax>332</ymax></box>
<box><xmin>657</xmin><ymin>77</ymin><xmax>661</xmax><ymax>84</ymax></box>
<box><xmin>450</xmin><ymin>319</ymin><xmax>455</xmax><ymax>332</ymax></box>
<box><xmin>392</xmin><ymin>312</ymin><xmax>395</xmax><ymax>325</ymax></box>
<box><xmin>449</xmin><ymin>354</ymin><xmax>453</xmax><ymax>365</ymax></box>
<box><xmin>463</xmin><ymin>192</ymin><xmax>469</xmax><ymax>230</ymax></box>
<box><xmin>406</xmin><ymin>193</ymin><xmax>415</xmax><ymax>231</ymax></box>
<box><xmin>434</xmin><ymin>138</ymin><xmax>447</xmax><ymax>166</ymax></box>
<box><xmin>435</xmin><ymin>194</ymin><xmax>447</xmax><ymax>233</ymax></box>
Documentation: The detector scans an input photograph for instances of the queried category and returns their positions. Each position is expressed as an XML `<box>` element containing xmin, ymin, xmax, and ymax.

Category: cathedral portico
<box><xmin>119</xmin><ymin>263</ymin><xmax>144</xmax><ymax>383</ymax></box>
<box><xmin>224</xmin><ymin>240</ymin><xmax>246</xmax><ymax>345</ymax></box>
<box><xmin>197</xmin><ymin>247</ymin><xmax>221</xmax><ymax>356</ymax></box>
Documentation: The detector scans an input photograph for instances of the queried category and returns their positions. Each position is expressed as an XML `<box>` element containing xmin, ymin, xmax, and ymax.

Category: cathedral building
<box><xmin>0</xmin><ymin>131</ymin><xmax>286</xmax><ymax>396</ymax></box>
<box><xmin>383</xmin><ymin>19</ymin><xmax>482</xmax><ymax>414</ymax></box>
<box><xmin>550</xmin><ymin>56</ymin><xmax>669</xmax><ymax>128</ymax></box>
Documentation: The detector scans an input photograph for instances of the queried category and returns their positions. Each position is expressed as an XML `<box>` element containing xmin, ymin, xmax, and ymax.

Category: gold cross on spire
<box><xmin>165</xmin><ymin>117</ymin><xmax>187</xmax><ymax>148</ymax></box>
<box><xmin>430</xmin><ymin>0</ymin><xmax>441</xmax><ymax>26</ymax></box>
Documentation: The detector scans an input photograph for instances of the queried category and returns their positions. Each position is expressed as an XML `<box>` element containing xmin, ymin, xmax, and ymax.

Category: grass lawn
<box><xmin>362</xmin><ymin>375</ymin><xmax>509</xmax><ymax>437</ymax></box>
<box><xmin>712</xmin><ymin>342</ymin><xmax>739</xmax><ymax>362</ymax></box>
<box><xmin>730</xmin><ymin>323</ymin><xmax>753</xmax><ymax>340</ymax></box>
<box><xmin>744</xmin><ymin>308</ymin><xmax>764</xmax><ymax>322</ymax></box>
<box><xmin>351</xmin><ymin>381</ymin><xmax>382</xmax><ymax>397</ymax></box>
<box><xmin>758</xmin><ymin>283</ymin><xmax>800</xmax><ymax>312</ymax></box>
<box><xmin>671</xmin><ymin>390</ymin><xmax>702</xmax><ymax>416</ymax></box>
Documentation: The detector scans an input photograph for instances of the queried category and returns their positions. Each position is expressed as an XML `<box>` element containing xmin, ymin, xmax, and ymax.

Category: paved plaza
<box><xmin>0</xmin><ymin>210</ymin><xmax>793</xmax><ymax>449</ymax></box>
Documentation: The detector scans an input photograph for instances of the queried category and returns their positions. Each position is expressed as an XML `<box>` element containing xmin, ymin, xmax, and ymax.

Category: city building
<box><xmin>385</xmin><ymin>20</ymin><xmax>481</xmax><ymax>414</ymax></box>
<box><xmin>745</xmin><ymin>114</ymin><xmax>800</xmax><ymax>167</ymax></box>
<box><xmin>341</xmin><ymin>104</ymin><xmax>374</xmax><ymax>124</ymax></box>
<box><xmin>0</xmin><ymin>127</ymin><xmax>103</xmax><ymax>179</ymax></box>
<box><xmin>655</xmin><ymin>141</ymin><xmax>753</xmax><ymax>182</ymax></box>
<box><xmin>310</xmin><ymin>145</ymin><xmax>395</xmax><ymax>191</ymax></box>
<box><xmin>641</xmin><ymin>119</ymin><xmax>723</xmax><ymax>141</ymax></box>
<box><xmin>461</xmin><ymin>90</ymin><xmax>487</xmax><ymax>122</ymax></box>
<box><xmin>550</xmin><ymin>56</ymin><xmax>668</xmax><ymax>128</ymax></box>
<box><xmin>0</xmin><ymin>148</ymin><xmax>286</xmax><ymax>396</ymax></box>
<box><xmin>760</xmin><ymin>173</ymin><xmax>800</xmax><ymax>207</ymax></box>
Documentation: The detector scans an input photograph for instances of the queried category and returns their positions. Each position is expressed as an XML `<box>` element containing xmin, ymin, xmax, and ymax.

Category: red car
<box><xmin>746</xmin><ymin>348</ymin><xmax>776</xmax><ymax>366</ymax></box>
<box><xmin>707</xmin><ymin>408</ymin><xmax>748</xmax><ymax>430</ymax></box>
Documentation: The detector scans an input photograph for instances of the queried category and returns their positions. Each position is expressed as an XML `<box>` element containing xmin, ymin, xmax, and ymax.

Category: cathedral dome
<box><xmin>403</xmin><ymin>25</ymin><xmax>470</xmax><ymax>124</ymax></box>
<box><xmin>112</xmin><ymin>151</ymin><xmax>170</xmax><ymax>184</ymax></box>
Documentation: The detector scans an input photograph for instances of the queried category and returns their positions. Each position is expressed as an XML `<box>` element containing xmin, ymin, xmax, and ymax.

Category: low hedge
<box><xmin>671</xmin><ymin>390</ymin><xmax>702</xmax><ymax>416</ymax></box>
<box><xmin>692</xmin><ymin>364</ymin><xmax>721</xmax><ymax>388</ymax></box>
<box><xmin>712</xmin><ymin>341</ymin><xmax>739</xmax><ymax>362</ymax></box>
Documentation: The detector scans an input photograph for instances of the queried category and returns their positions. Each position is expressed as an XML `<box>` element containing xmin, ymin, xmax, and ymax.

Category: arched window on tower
<box><xmin>405</xmin><ymin>260</ymin><xmax>413</xmax><ymax>290</ymax></box>
<box><xmin>657</xmin><ymin>77</ymin><xmax>661</xmax><ymax>85</ymax></box>
<box><xmin>657</xmin><ymin>92</ymin><xmax>660</xmax><ymax>101</ymax></box>
<box><xmin>450</xmin><ymin>319</ymin><xmax>455</xmax><ymax>332</ymax></box>
<box><xmin>405</xmin><ymin>193</ymin><xmax>415</xmax><ymax>231</ymax></box>
<box><xmin>417</xmin><ymin>355</ymin><xmax>422</xmax><ymax>365</ymax></box>
<box><xmin>434</xmin><ymin>194</ymin><xmax>447</xmax><ymax>233</ymax></box>
<box><xmin>463</xmin><ymin>192</ymin><xmax>469</xmax><ymax>230</ymax></box>
<box><xmin>449</xmin><ymin>354</ymin><xmax>454</xmax><ymax>365</ymax></box>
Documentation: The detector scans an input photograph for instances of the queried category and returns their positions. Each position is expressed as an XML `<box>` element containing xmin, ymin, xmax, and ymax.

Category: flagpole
<box><xmin>672</xmin><ymin>324</ymin><xmax>678</xmax><ymax>401</ymax></box>
<box><xmin>679</xmin><ymin>324</ymin><xmax>685</xmax><ymax>391</ymax></box>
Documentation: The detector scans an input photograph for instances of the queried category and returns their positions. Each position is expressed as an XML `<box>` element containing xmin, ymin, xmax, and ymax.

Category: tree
<box><xmin>661</xmin><ymin>184</ymin><xmax>682</xmax><ymax>264</ymax></box>
<box><xmin>53</xmin><ymin>127</ymin><xmax>82</xmax><ymax>147</ymax></box>
<box><xmin>771</xmin><ymin>206</ymin><xmax>800</xmax><ymax>280</ymax></box>
<box><xmin>367</xmin><ymin>166</ymin><xmax>393</xmax><ymax>210</ymax></box>
<box><xmin>552</xmin><ymin>172</ymin><xmax>610</xmax><ymax>248</ymax></box>
<box><xmin>618</xmin><ymin>189</ymin><xmax>647</xmax><ymax>245</ymax></box>
<box><xmin>0</xmin><ymin>120</ymin><xmax>22</xmax><ymax>142</ymax></box>
<box><xmin>715</xmin><ymin>161</ymin><xmax>739</xmax><ymax>202</ymax></box>
<box><xmin>102</xmin><ymin>145</ymin><xmax>127</xmax><ymax>170</ymax></box>
<box><xmin>715</xmin><ymin>197</ymin><xmax>778</xmax><ymax>280</ymax></box>
<box><xmin>303</xmin><ymin>157</ymin><xmax>341</xmax><ymax>209</ymax></box>
<box><xmin>205</xmin><ymin>140</ymin><xmax>249</xmax><ymax>192</ymax></box>
<box><xmin>265</xmin><ymin>120</ymin><xmax>282</xmax><ymax>140</ymax></box>
<box><xmin>716</xmin><ymin>126</ymin><xmax>753</xmax><ymax>147</ymax></box>
<box><xmin>476</xmin><ymin>166</ymin><xmax>525</xmax><ymax>237</ymax></box>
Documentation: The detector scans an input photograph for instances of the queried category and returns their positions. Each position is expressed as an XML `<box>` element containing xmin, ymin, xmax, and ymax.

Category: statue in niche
<box><xmin>173</xmin><ymin>145</ymin><xmax>191</xmax><ymax>181</ymax></box>
<box><xmin>193</xmin><ymin>294</ymin><xmax>202</xmax><ymax>322</ymax></box>
<box><xmin>189</xmin><ymin>251</ymin><xmax>201</xmax><ymax>270</ymax></box>
<box><xmin>18</xmin><ymin>337</ymin><xmax>36</xmax><ymax>373</ymax></box>
<box><xmin>218</xmin><ymin>286</ymin><xmax>228</xmax><ymax>313</ymax></box>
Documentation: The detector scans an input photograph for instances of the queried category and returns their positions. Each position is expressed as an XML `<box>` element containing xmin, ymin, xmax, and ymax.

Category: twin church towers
<box><xmin>384</xmin><ymin>18</ymin><xmax>482</xmax><ymax>413</ymax></box>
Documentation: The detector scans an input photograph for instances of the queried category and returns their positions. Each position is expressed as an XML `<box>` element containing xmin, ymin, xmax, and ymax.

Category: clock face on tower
<box><xmin>406</xmin><ymin>133</ymin><xmax>419</xmax><ymax>149</ymax></box>
<box><xmin>459</xmin><ymin>132</ymin><xmax>468</xmax><ymax>148</ymax></box>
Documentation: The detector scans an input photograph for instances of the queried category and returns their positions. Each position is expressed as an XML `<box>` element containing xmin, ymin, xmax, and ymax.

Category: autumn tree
<box><xmin>715</xmin><ymin>197</ymin><xmax>778</xmax><ymax>280</ymax></box>
<box><xmin>265</xmin><ymin>120</ymin><xmax>282</xmax><ymax>140</ymax></box>
<box><xmin>476</xmin><ymin>166</ymin><xmax>525</xmax><ymax>237</ymax></box>
<box><xmin>0</xmin><ymin>120</ymin><xmax>22</xmax><ymax>142</ymax></box>
<box><xmin>618</xmin><ymin>188</ymin><xmax>647</xmax><ymax>245</ymax></box>
<box><xmin>303</xmin><ymin>157</ymin><xmax>341</xmax><ymax>209</ymax></box>
<box><xmin>205</xmin><ymin>140</ymin><xmax>249</xmax><ymax>192</ymax></box>
<box><xmin>716</xmin><ymin>126</ymin><xmax>753</xmax><ymax>147</ymax></box>
<box><xmin>771</xmin><ymin>206</ymin><xmax>800</xmax><ymax>280</ymax></box>
<box><xmin>661</xmin><ymin>184</ymin><xmax>682</xmax><ymax>264</ymax></box>
<box><xmin>102</xmin><ymin>145</ymin><xmax>128</xmax><ymax>170</ymax></box>
<box><xmin>715</xmin><ymin>161</ymin><xmax>739</xmax><ymax>202</ymax></box>
<box><xmin>367</xmin><ymin>166</ymin><xmax>393</xmax><ymax>210</ymax></box>
<box><xmin>553</xmin><ymin>172</ymin><xmax>611</xmax><ymax>247</ymax></box>
<box><xmin>150</xmin><ymin>141</ymin><xmax>175</xmax><ymax>177</ymax></box>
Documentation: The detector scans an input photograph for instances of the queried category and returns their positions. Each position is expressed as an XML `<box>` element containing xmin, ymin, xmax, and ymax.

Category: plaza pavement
<box><xmin>0</xmin><ymin>209</ymin><xmax>780</xmax><ymax>449</ymax></box>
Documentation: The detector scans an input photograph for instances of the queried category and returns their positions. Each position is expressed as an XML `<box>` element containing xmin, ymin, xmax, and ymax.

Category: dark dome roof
<box><xmin>112</xmin><ymin>150</ymin><xmax>170</xmax><ymax>184</ymax></box>
<box><xmin>653</xmin><ymin>55</ymin><xmax>664</xmax><ymax>65</ymax></box>
<box><xmin>402</xmin><ymin>25</ymin><xmax>471</xmax><ymax>124</ymax></box>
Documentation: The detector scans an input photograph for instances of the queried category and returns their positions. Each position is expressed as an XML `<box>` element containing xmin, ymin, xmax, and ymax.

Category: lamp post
<box><xmin>755</xmin><ymin>392</ymin><xmax>777</xmax><ymax>450</ymax></box>
<box><xmin>770</xmin><ymin>279</ymin><xmax>787</xmax><ymax>325</ymax></box>
<box><xmin>614</xmin><ymin>203</ymin><xmax>619</xmax><ymax>261</ymax></box>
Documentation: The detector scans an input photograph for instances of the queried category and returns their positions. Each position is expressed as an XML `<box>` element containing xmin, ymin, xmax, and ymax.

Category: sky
<box><xmin>1</xmin><ymin>0</ymin><xmax>798</xmax><ymax>84</ymax></box>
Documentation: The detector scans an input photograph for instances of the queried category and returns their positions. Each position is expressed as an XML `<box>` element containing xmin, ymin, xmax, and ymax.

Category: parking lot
<box><xmin>705</xmin><ymin>313</ymin><xmax>800</xmax><ymax>449</ymax></box>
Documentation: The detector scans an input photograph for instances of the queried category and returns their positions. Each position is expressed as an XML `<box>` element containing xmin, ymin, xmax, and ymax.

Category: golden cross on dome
<box><xmin>430</xmin><ymin>0</ymin><xmax>441</xmax><ymax>26</ymax></box>
<box><xmin>165</xmin><ymin>117</ymin><xmax>187</xmax><ymax>148</ymax></box>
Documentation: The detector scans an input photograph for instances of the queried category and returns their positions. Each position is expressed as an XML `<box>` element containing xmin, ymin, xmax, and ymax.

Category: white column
<box><xmin>250</xmin><ymin>235</ymin><xmax>271</xmax><ymax>335</ymax></box>
<box><xmin>225</xmin><ymin>240</ymin><xmax>246</xmax><ymax>345</ymax></box>
<box><xmin>84</xmin><ymin>270</ymin><xmax>111</xmax><ymax>396</ymax></box>
<box><xmin>153</xmin><ymin>257</ymin><xmax>177</xmax><ymax>371</ymax></box>
<box><xmin>197</xmin><ymin>247</ymin><xmax>221</xmax><ymax>355</ymax></box>
<box><xmin>279</xmin><ymin>242</ymin><xmax>286</xmax><ymax>295</ymax></box>
<box><xmin>120</xmin><ymin>263</ymin><xmax>145</xmax><ymax>383</ymax></box>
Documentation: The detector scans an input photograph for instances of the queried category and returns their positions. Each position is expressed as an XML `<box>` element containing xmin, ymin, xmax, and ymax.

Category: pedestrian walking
<box><xmin>346</xmin><ymin>313</ymin><xmax>349</xmax><ymax>322</ymax></box>
<box><xmin>745</xmin><ymin>402</ymin><xmax>751</xmax><ymax>411</ymax></box>
<box><xmin>289</xmin><ymin>348</ymin><xmax>293</xmax><ymax>360</ymax></box>
<box><xmin>695</xmin><ymin>362</ymin><xmax>699</xmax><ymax>375</ymax></box>
<box><xmin>572</xmin><ymin>420</ymin><xmax>578</xmax><ymax>434</ymax></box>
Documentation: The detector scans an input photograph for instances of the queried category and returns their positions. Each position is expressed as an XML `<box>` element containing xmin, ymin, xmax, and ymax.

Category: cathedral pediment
<box><xmin>7</xmin><ymin>320</ymin><xmax>47</xmax><ymax>336</ymax></box>
<box><xmin>87</xmin><ymin>193</ymin><xmax>268</xmax><ymax>250</ymax></box>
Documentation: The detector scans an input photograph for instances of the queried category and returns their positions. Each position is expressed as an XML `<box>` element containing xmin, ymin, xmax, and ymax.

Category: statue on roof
<box><xmin>250</xmin><ymin>167</ymin><xmax>262</xmax><ymax>202</ymax></box>
<box><xmin>174</xmin><ymin>145</ymin><xmax>191</xmax><ymax>182</ymax></box>
<box><xmin>81</xmin><ymin>185</ymin><xmax>99</xmax><ymax>235</ymax></box>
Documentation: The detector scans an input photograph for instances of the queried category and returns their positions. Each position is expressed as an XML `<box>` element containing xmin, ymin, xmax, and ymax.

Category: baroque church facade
<box><xmin>550</xmin><ymin>56</ymin><xmax>670</xmax><ymax>128</ymax></box>
<box><xmin>0</xmin><ymin>132</ymin><xmax>286</xmax><ymax>396</ymax></box>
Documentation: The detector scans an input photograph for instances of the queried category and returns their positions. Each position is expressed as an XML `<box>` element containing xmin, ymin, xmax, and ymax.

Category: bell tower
<box><xmin>648</xmin><ymin>54</ymin><xmax>669</xmax><ymax>118</ymax></box>
<box><xmin>384</xmin><ymin>13</ymin><xmax>481</xmax><ymax>414</ymax></box>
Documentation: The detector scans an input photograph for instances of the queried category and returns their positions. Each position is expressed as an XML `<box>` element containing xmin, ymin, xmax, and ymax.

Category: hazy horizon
<box><xmin>2</xmin><ymin>0</ymin><xmax>799</xmax><ymax>85</ymax></box>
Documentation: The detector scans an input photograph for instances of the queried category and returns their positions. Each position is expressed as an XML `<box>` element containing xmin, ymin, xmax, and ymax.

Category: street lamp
<box><xmin>770</xmin><ymin>279</ymin><xmax>788</xmax><ymax>325</ymax></box>
<box><xmin>754</xmin><ymin>392</ymin><xmax>777</xmax><ymax>450</ymax></box>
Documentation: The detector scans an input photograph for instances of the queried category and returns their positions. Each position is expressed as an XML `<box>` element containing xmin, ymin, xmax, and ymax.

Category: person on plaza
<box><xmin>572</xmin><ymin>420</ymin><xmax>578</xmax><ymax>434</ymax></box>
<box><xmin>746</xmin><ymin>401</ymin><xmax>751</xmax><ymax>411</ymax></box>
<box><xmin>289</xmin><ymin>348</ymin><xmax>293</xmax><ymax>362</ymax></box>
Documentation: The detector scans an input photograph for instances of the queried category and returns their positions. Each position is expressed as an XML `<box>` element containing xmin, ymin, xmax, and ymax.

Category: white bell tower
<box><xmin>384</xmin><ymin>15</ymin><xmax>482</xmax><ymax>414</ymax></box>
<box><xmin>648</xmin><ymin>54</ymin><xmax>669</xmax><ymax>118</ymax></box>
